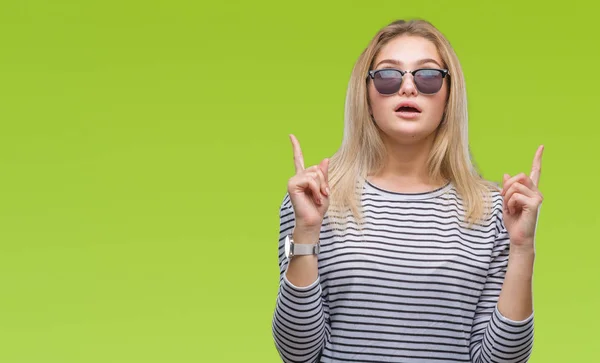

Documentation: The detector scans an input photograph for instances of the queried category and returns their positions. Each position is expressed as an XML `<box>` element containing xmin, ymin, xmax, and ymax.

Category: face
<box><xmin>368</xmin><ymin>35</ymin><xmax>449</xmax><ymax>145</ymax></box>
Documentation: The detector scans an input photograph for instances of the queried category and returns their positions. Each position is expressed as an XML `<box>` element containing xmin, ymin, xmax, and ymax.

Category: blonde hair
<box><xmin>327</xmin><ymin>19</ymin><xmax>499</xmax><ymax>230</ymax></box>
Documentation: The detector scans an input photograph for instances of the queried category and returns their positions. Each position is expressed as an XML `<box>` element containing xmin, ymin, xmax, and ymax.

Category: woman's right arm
<box><xmin>272</xmin><ymin>135</ymin><xmax>331</xmax><ymax>363</ymax></box>
<box><xmin>272</xmin><ymin>196</ymin><xmax>330</xmax><ymax>363</ymax></box>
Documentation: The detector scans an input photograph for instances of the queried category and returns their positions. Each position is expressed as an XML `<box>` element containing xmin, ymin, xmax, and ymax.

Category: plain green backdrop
<box><xmin>0</xmin><ymin>0</ymin><xmax>598</xmax><ymax>362</ymax></box>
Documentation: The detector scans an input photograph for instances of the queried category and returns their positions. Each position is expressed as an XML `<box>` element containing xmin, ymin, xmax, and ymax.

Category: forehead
<box><xmin>374</xmin><ymin>35</ymin><xmax>442</xmax><ymax>66</ymax></box>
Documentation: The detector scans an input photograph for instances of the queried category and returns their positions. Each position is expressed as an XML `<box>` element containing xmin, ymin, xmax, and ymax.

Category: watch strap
<box><xmin>290</xmin><ymin>241</ymin><xmax>320</xmax><ymax>256</ymax></box>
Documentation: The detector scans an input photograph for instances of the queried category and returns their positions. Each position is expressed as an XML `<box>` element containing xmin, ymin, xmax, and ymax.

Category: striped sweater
<box><xmin>272</xmin><ymin>179</ymin><xmax>534</xmax><ymax>362</ymax></box>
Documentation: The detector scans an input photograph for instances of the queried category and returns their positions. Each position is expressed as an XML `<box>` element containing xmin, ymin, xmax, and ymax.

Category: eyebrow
<box><xmin>375</xmin><ymin>58</ymin><xmax>443</xmax><ymax>68</ymax></box>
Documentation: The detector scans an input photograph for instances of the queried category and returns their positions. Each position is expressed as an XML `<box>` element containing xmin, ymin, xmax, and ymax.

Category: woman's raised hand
<box><xmin>287</xmin><ymin>134</ymin><xmax>330</xmax><ymax>233</ymax></box>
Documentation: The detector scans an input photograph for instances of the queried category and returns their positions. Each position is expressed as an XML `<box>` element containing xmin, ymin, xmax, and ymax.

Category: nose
<box><xmin>398</xmin><ymin>73</ymin><xmax>418</xmax><ymax>97</ymax></box>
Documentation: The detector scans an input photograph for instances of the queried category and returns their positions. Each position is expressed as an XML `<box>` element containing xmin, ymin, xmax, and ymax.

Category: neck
<box><xmin>369</xmin><ymin>133</ymin><xmax>446</xmax><ymax>193</ymax></box>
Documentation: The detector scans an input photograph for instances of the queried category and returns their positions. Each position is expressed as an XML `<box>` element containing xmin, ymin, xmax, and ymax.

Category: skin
<box><xmin>367</xmin><ymin>35</ymin><xmax>449</xmax><ymax>193</ymax></box>
<box><xmin>284</xmin><ymin>134</ymin><xmax>328</xmax><ymax>287</ymax></box>
<box><xmin>284</xmin><ymin>35</ymin><xmax>545</xmax><ymax>322</ymax></box>
<box><xmin>497</xmin><ymin>145</ymin><xmax>544</xmax><ymax>320</ymax></box>
<box><xmin>368</xmin><ymin>35</ymin><xmax>448</xmax><ymax>146</ymax></box>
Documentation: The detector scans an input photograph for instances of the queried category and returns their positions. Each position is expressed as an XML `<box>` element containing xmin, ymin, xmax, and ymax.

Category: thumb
<box><xmin>501</xmin><ymin>173</ymin><xmax>510</xmax><ymax>197</ymax></box>
<box><xmin>319</xmin><ymin>158</ymin><xmax>330</xmax><ymax>182</ymax></box>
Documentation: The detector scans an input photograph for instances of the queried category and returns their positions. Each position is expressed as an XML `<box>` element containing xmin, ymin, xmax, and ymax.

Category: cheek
<box><xmin>433</xmin><ymin>96</ymin><xmax>446</xmax><ymax>114</ymax></box>
<box><xmin>368</xmin><ymin>88</ymin><xmax>385</xmax><ymax>115</ymax></box>
<box><xmin>430</xmin><ymin>91</ymin><xmax>448</xmax><ymax>117</ymax></box>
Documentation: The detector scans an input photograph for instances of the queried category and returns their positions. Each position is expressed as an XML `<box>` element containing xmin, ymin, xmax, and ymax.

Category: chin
<box><xmin>392</xmin><ymin>133</ymin><xmax>431</xmax><ymax>145</ymax></box>
<box><xmin>379</xmin><ymin>121</ymin><xmax>438</xmax><ymax>144</ymax></box>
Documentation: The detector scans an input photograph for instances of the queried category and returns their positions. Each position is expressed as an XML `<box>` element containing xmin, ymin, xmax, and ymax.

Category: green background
<box><xmin>0</xmin><ymin>0</ymin><xmax>597</xmax><ymax>362</ymax></box>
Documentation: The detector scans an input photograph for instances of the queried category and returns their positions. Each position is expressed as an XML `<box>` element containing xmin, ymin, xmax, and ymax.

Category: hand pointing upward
<box><xmin>501</xmin><ymin>145</ymin><xmax>545</xmax><ymax>249</ymax></box>
<box><xmin>287</xmin><ymin>134</ymin><xmax>331</xmax><ymax>233</ymax></box>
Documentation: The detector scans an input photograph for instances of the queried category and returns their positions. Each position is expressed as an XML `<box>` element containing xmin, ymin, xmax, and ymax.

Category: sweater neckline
<box><xmin>363</xmin><ymin>178</ymin><xmax>453</xmax><ymax>201</ymax></box>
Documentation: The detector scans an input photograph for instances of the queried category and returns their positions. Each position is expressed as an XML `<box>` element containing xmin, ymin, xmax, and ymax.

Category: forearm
<box><xmin>285</xmin><ymin>227</ymin><xmax>320</xmax><ymax>287</ymax></box>
<box><xmin>472</xmin><ymin>244</ymin><xmax>535</xmax><ymax>363</ymax></box>
<box><xmin>273</xmin><ymin>193</ymin><xmax>330</xmax><ymax>362</ymax></box>
<box><xmin>272</xmin><ymin>278</ymin><xmax>327</xmax><ymax>363</ymax></box>
<box><xmin>273</xmin><ymin>221</ymin><xmax>329</xmax><ymax>362</ymax></box>
<box><xmin>497</xmin><ymin>244</ymin><xmax>535</xmax><ymax>321</ymax></box>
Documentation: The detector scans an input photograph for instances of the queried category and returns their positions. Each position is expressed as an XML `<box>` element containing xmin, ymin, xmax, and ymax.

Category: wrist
<box><xmin>509</xmin><ymin>242</ymin><xmax>536</xmax><ymax>259</ymax></box>
<box><xmin>292</xmin><ymin>226</ymin><xmax>321</xmax><ymax>245</ymax></box>
<box><xmin>507</xmin><ymin>245</ymin><xmax>535</xmax><ymax>277</ymax></box>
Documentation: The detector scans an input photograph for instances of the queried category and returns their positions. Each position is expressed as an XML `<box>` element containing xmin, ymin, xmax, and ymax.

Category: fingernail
<box><xmin>326</xmin><ymin>187</ymin><xmax>331</xmax><ymax>195</ymax></box>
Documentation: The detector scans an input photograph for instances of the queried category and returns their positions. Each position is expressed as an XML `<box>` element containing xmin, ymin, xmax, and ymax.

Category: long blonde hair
<box><xmin>327</xmin><ymin>19</ymin><xmax>499</xmax><ymax>230</ymax></box>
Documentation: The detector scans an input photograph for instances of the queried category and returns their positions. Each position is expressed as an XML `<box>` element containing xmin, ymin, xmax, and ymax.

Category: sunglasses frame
<box><xmin>367</xmin><ymin>68</ymin><xmax>450</xmax><ymax>95</ymax></box>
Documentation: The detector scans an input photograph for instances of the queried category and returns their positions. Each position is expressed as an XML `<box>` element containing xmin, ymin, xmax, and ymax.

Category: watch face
<box><xmin>284</xmin><ymin>234</ymin><xmax>291</xmax><ymax>258</ymax></box>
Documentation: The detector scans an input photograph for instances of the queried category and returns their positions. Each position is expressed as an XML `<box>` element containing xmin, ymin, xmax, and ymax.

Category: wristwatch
<box><xmin>284</xmin><ymin>233</ymin><xmax>320</xmax><ymax>259</ymax></box>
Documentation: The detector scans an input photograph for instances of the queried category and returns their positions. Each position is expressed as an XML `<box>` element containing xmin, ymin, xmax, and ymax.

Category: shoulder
<box><xmin>456</xmin><ymin>179</ymin><xmax>505</xmax><ymax>230</ymax></box>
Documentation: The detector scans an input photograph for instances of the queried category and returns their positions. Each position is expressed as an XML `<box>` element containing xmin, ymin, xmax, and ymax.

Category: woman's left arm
<box><xmin>498</xmin><ymin>145</ymin><xmax>544</xmax><ymax>322</ymax></box>
<box><xmin>469</xmin><ymin>145</ymin><xmax>544</xmax><ymax>363</ymax></box>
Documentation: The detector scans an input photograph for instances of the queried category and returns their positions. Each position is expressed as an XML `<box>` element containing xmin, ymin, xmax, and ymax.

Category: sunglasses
<box><xmin>367</xmin><ymin>68</ymin><xmax>449</xmax><ymax>95</ymax></box>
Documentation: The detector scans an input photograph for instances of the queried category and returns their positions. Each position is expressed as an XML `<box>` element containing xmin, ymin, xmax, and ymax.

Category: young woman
<box><xmin>272</xmin><ymin>19</ymin><xmax>543</xmax><ymax>363</ymax></box>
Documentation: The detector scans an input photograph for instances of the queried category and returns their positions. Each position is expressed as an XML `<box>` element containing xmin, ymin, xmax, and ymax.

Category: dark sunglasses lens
<box><xmin>373</xmin><ymin>70</ymin><xmax>402</xmax><ymax>94</ymax></box>
<box><xmin>414</xmin><ymin>69</ymin><xmax>444</xmax><ymax>94</ymax></box>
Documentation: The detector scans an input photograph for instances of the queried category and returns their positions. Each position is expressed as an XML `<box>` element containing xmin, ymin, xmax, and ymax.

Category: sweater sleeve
<box><xmin>272</xmin><ymin>193</ymin><xmax>330</xmax><ymax>363</ymax></box>
<box><xmin>469</xmin><ymin>203</ymin><xmax>535</xmax><ymax>363</ymax></box>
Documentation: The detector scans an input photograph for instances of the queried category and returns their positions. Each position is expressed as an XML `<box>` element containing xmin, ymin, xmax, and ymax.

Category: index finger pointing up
<box><xmin>289</xmin><ymin>134</ymin><xmax>305</xmax><ymax>173</ymax></box>
<box><xmin>530</xmin><ymin>145</ymin><xmax>544</xmax><ymax>187</ymax></box>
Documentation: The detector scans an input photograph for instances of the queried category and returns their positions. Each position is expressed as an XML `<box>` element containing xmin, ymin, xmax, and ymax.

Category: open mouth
<box><xmin>394</xmin><ymin>102</ymin><xmax>422</xmax><ymax>119</ymax></box>
<box><xmin>395</xmin><ymin>106</ymin><xmax>421</xmax><ymax>113</ymax></box>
